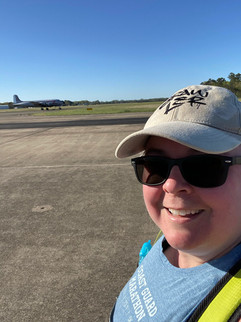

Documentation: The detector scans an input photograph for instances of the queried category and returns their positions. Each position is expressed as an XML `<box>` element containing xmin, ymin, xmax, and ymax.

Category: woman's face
<box><xmin>143</xmin><ymin>136</ymin><xmax>241</xmax><ymax>261</ymax></box>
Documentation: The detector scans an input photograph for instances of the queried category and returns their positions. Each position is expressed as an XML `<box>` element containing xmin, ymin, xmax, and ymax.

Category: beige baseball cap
<box><xmin>115</xmin><ymin>85</ymin><xmax>241</xmax><ymax>158</ymax></box>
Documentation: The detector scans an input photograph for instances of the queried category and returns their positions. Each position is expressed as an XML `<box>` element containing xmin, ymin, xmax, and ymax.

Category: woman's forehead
<box><xmin>145</xmin><ymin>136</ymin><xmax>200</xmax><ymax>154</ymax></box>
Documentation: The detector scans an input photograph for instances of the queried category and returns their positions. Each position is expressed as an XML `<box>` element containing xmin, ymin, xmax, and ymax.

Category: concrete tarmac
<box><xmin>0</xmin><ymin>112</ymin><xmax>158</xmax><ymax>321</ymax></box>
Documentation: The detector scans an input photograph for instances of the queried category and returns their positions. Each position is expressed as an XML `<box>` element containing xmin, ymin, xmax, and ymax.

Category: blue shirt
<box><xmin>112</xmin><ymin>236</ymin><xmax>241</xmax><ymax>321</ymax></box>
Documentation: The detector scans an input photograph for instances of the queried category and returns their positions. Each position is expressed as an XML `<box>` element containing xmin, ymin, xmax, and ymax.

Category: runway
<box><xmin>0</xmin><ymin>112</ymin><xmax>158</xmax><ymax>321</ymax></box>
<box><xmin>0</xmin><ymin>112</ymin><xmax>149</xmax><ymax>129</ymax></box>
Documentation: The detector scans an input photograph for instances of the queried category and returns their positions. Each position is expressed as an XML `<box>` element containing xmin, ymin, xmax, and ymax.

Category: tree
<box><xmin>228</xmin><ymin>72</ymin><xmax>241</xmax><ymax>82</ymax></box>
<box><xmin>201</xmin><ymin>73</ymin><xmax>241</xmax><ymax>98</ymax></box>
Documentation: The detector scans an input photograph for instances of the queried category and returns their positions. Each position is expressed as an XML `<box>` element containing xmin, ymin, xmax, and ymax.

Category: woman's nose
<box><xmin>162</xmin><ymin>165</ymin><xmax>193</xmax><ymax>194</ymax></box>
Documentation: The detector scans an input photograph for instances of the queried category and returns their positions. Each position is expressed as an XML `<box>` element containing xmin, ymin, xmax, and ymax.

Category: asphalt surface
<box><xmin>0</xmin><ymin>112</ymin><xmax>159</xmax><ymax>321</ymax></box>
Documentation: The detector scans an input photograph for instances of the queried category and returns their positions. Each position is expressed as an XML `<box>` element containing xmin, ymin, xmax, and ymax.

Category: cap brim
<box><xmin>115</xmin><ymin>121</ymin><xmax>241</xmax><ymax>158</ymax></box>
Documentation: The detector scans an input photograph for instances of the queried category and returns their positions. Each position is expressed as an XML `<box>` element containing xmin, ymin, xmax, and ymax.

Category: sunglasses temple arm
<box><xmin>232</xmin><ymin>156</ymin><xmax>241</xmax><ymax>165</ymax></box>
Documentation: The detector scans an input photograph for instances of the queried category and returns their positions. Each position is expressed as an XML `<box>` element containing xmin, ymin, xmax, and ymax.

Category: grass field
<box><xmin>0</xmin><ymin>101</ymin><xmax>164</xmax><ymax>116</ymax></box>
<box><xmin>34</xmin><ymin>101</ymin><xmax>164</xmax><ymax>116</ymax></box>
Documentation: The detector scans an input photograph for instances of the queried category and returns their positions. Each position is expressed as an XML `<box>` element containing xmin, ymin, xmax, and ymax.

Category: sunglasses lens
<box><xmin>135</xmin><ymin>158</ymin><xmax>169</xmax><ymax>185</ymax></box>
<box><xmin>133</xmin><ymin>155</ymin><xmax>230</xmax><ymax>188</ymax></box>
<box><xmin>182</xmin><ymin>155</ymin><xmax>229</xmax><ymax>188</ymax></box>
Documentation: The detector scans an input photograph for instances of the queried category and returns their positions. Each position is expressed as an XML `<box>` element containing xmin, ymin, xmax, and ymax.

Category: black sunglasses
<box><xmin>131</xmin><ymin>154</ymin><xmax>241</xmax><ymax>188</ymax></box>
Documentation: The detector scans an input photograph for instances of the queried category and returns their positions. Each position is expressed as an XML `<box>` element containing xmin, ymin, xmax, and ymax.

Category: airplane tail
<box><xmin>13</xmin><ymin>95</ymin><xmax>22</xmax><ymax>103</ymax></box>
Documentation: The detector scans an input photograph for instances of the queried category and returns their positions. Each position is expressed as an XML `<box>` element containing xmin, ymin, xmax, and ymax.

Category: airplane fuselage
<box><xmin>12</xmin><ymin>95</ymin><xmax>65</xmax><ymax>109</ymax></box>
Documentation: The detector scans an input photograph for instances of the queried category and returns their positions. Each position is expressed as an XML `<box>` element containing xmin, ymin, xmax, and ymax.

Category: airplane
<box><xmin>11</xmin><ymin>95</ymin><xmax>65</xmax><ymax>110</ymax></box>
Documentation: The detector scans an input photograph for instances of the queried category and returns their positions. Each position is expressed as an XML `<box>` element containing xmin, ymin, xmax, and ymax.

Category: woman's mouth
<box><xmin>167</xmin><ymin>208</ymin><xmax>203</xmax><ymax>217</ymax></box>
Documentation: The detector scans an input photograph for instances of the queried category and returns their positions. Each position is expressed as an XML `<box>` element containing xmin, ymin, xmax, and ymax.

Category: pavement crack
<box><xmin>0</xmin><ymin>128</ymin><xmax>53</xmax><ymax>146</ymax></box>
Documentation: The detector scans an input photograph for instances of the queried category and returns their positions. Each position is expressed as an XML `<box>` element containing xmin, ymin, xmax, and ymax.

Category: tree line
<box><xmin>201</xmin><ymin>72</ymin><xmax>241</xmax><ymax>98</ymax></box>
<box><xmin>62</xmin><ymin>97</ymin><xmax>167</xmax><ymax>106</ymax></box>
<box><xmin>0</xmin><ymin>97</ymin><xmax>167</xmax><ymax>106</ymax></box>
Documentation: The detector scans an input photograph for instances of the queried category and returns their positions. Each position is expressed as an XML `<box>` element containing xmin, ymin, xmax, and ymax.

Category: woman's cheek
<box><xmin>143</xmin><ymin>185</ymin><xmax>162</xmax><ymax>223</ymax></box>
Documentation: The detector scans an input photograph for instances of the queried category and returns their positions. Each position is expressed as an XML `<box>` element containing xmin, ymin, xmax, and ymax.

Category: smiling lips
<box><xmin>168</xmin><ymin>208</ymin><xmax>203</xmax><ymax>217</ymax></box>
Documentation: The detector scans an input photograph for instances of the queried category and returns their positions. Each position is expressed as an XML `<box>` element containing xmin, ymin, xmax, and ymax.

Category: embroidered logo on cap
<box><xmin>159</xmin><ymin>89</ymin><xmax>209</xmax><ymax>114</ymax></box>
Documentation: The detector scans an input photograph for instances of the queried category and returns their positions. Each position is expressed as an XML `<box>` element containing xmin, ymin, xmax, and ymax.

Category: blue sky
<box><xmin>0</xmin><ymin>0</ymin><xmax>241</xmax><ymax>102</ymax></box>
